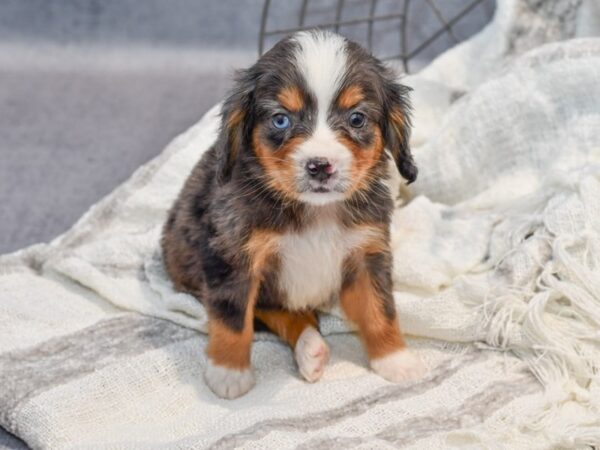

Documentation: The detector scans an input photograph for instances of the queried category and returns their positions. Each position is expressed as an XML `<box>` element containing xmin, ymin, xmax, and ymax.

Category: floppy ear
<box><xmin>382</xmin><ymin>76</ymin><xmax>417</xmax><ymax>184</ymax></box>
<box><xmin>216</xmin><ymin>68</ymin><xmax>257</xmax><ymax>182</ymax></box>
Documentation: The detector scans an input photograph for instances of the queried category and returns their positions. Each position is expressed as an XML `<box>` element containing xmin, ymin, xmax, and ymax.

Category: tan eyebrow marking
<box><xmin>337</xmin><ymin>84</ymin><xmax>364</xmax><ymax>109</ymax></box>
<box><xmin>277</xmin><ymin>86</ymin><xmax>304</xmax><ymax>112</ymax></box>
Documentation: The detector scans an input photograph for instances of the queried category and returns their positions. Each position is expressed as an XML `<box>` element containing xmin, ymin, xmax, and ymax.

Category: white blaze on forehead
<box><xmin>293</xmin><ymin>31</ymin><xmax>348</xmax><ymax>123</ymax></box>
<box><xmin>291</xmin><ymin>31</ymin><xmax>352</xmax><ymax>206</ymax></box>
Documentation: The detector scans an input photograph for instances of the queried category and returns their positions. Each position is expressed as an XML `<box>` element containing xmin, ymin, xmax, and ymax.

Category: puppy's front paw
<box><xmin>204</xmin><ymin>360</ymin><xmax>255</xmax><ymax>399</ymax></box>
<box><xmin>370</xmin><ymin>349</ymin><xmax>427</xmax><ymax>383</ymax></box>
<box><xmin>295</xmin><ymin>327</ymin><xmax>329</xmax><ymax>383</ymax></box>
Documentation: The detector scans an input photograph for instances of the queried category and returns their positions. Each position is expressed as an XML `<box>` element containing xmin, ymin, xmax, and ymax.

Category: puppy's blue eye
<box><xmin>349</xmin><ymin>112</ymin><xmax>366</xmax><ymax>128</ymax></box>
<box><xmin>272</xmin><ymin>114</ymin><xmax>290</xmax><ymax>130</ymax></box>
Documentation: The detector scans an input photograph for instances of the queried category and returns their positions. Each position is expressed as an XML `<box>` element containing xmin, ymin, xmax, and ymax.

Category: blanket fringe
<box><xmin>464</xmin><ymin>173</ymin><xmax>600</xmax><ymax>445</ymax></box>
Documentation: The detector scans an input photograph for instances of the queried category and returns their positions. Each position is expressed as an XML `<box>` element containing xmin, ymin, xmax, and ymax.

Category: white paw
<box><xmin>370</xmin><ymin>349</ymin><xmax>427</xmax><ymax>383</ymax></box>
<box><xmin>204</xmin><ymin>360</ymin><xmax>255</xmax><ymax>399</ymax></box>
<box><xmin>294</xmin><ymin>326</ymin><xmax>329</xmax><ymax>382</ymax></box>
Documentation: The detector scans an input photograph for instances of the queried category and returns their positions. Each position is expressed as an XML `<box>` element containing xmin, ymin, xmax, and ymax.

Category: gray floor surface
<box><xmin>0</xmin><ymin>60</ymin><xmax>237</xmax><ymax>253</ymax></box>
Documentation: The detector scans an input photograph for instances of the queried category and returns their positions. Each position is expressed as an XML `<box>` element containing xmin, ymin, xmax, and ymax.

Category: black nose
<box><xmin>305</xmin><ymin>158</ymin><xmax>334</xmax><ymax>182</ymax></box>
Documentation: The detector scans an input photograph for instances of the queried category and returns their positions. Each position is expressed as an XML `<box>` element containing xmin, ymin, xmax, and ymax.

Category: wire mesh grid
<box><xmin>259</xmin><ymin>0</ymin><xmax>495</xmax><ymax>73</ymax></box>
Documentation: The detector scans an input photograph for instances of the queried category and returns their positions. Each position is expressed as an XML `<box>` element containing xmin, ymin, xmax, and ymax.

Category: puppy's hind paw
<box><xmin>204</xmin><ymin>360</ymin><xmax>255</xmax><ymax>399</ymax></box>
<box><xmin>295</xmin><ymin>326</ymin><xmax>329</xmax><ymax>383</ymax></box>
<box><xmin>370</xmin><ymin>349</ymin><xmax>427</xmax><ymax>383</ymax></box>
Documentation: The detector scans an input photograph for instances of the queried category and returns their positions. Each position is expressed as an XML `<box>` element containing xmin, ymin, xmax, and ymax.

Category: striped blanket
<box><xmin>2</xmin><ymin>0</ymin><xmax>600</xmax><ymax>448</ymax></box>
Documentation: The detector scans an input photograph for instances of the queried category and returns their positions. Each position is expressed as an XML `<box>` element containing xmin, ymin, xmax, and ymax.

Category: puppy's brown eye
<box><xmin>349</xmin><ymin>112</ymin><xmax>365</xmax><ymax>128</ymax></box>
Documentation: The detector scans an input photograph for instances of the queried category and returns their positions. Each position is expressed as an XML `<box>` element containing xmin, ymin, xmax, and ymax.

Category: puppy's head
<box><xmin>218</xmin><ymin>30</ymin><xmax>415</xmax><ymax>205</ymax></box>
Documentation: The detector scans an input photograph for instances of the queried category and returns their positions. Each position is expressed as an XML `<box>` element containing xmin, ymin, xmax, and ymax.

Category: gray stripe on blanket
<box><xmin>205</xmin><ymin>351</ymin><xmax>500</xmax><ymax>450</ymax></box>
<box><xmin>0</xmin><ymin>314</ymin><xmax>198</xmax><ymax>428</ymax></box>
<box><xmin>298</xmin><ymin>376</ymin><xmax>538</xmax><ymax>449</ymax></box>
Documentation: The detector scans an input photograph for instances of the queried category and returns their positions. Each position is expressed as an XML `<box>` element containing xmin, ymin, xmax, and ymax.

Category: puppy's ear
<box><xmin>382</xmin><ymin>74</ymin><xmax>417</xmax><ymax>184</ymax></box>
<box><xmin>217</xmin><ymin>68</ymin><xmax>257</xmax><ymax>181</ymax></box>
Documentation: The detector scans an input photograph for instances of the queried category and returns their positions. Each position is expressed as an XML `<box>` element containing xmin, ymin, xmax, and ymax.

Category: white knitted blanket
<box><xmin>2</xmin><ymin>0</ymin><xmax>600</xmax><ymax>448</ymax></box>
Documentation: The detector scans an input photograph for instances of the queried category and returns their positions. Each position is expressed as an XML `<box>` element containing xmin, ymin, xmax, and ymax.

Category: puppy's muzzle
<box><xmin>305</xmin><ymin>157</ymin><xmax>336</xmax><ymax>183</ymax></box>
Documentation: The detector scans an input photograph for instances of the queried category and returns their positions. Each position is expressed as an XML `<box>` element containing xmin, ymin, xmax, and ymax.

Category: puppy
<box><xmin>162</xmin><ymin>30</ymin><xmax>425</xmax><ymax>399</ymax></box>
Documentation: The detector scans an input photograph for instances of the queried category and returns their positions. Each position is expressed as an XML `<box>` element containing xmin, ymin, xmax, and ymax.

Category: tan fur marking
<box><xmin>252</xmin><ymin>126</ymin><xmax>306</xmax><ymax>199</ymax></box>
<box><xmin>387</xmin><ymin>107</ymin><xmax>410</xmax><ymax>175</ymax></box>
<box><xmin>227</xmin><ymin>109</ymin><xmax>245</xmax><ymax>161</ymax></box>
<box><xmin>206</xmin><ymin>278</ymin><xmax>259</xmax><ymax>370</ymax></box>
<box><xmin>356</xmin><ymin>224</ymin><xmax>388</xmax><ymax>255</ymax></box>
<box><xmin>206</xmin><ymin>230</ymin><xmax>279</xmax><ymax>370</ymax></box>
<box><xmin>390</xmin><ymin>108</ymin><xmax>406</xmax><ymax>131</ymax></box>
<box><xmin>337</xmin><ymin>85</ymin><xmax>364</xmax><ymax>109</ymax></box>
<box><xmin>278</xmin><ymin>86</ymin><xmax>304</xmax><ymax>112</ymax></box>
<box><xmin>337</xmin><ymin>126</ymin><xmax>385</xmax><ymax>193</ymax></box>
<box><xmin>255</xmin><ymin>309</ymin><xmax>318</xmax><ymax>348</ymax></box>
<box><xmin>340</xmin><ymin>264</ymin><xmax>405</xmax><ymax>359</ymax></box>
<box><xmin>244</xmin><ymin>229</ymin><xmax>280</xmax><ymax>278</ymax></box>
<box><xmin>207</xmin><ymin>319</ymin><xmax>252</xmax><ymax>369</ymax></box>
<box><xmin>228</xmin><ymin>108</ymin><xmax>244</xmax><ymax>128</ymax></box>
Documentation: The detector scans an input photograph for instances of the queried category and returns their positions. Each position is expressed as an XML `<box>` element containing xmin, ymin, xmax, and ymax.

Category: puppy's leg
<box><xmin>256</xmin><ymin>309</ymin><xmax>328</xmax><ymax>382</ymax></box>
<box><xmin>340</xmin><ymin>252</ymin><xmax>426</xmax><ymax>382</ymax></box>
<box><xmin>204</xmin><ymin>283</ymin><xmax>258</xmax><ymax>399</ymax></box>
<box><xmin>203</xmin><ymin>229</ymin><xmax>281</xmax><ymax>399</ymax></box>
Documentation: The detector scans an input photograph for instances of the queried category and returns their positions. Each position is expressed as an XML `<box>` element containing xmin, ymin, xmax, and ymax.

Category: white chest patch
<box><xmin>277</xmin><ymin>219</ymin><xmax>372</xmax><ymax>311</ymax></box>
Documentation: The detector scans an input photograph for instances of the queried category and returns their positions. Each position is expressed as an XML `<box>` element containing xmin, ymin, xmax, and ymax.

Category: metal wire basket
<box><xmin>259</xmin><ymin>0</ymin><xmax>495</xmax><ymax>73</ymax></box>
